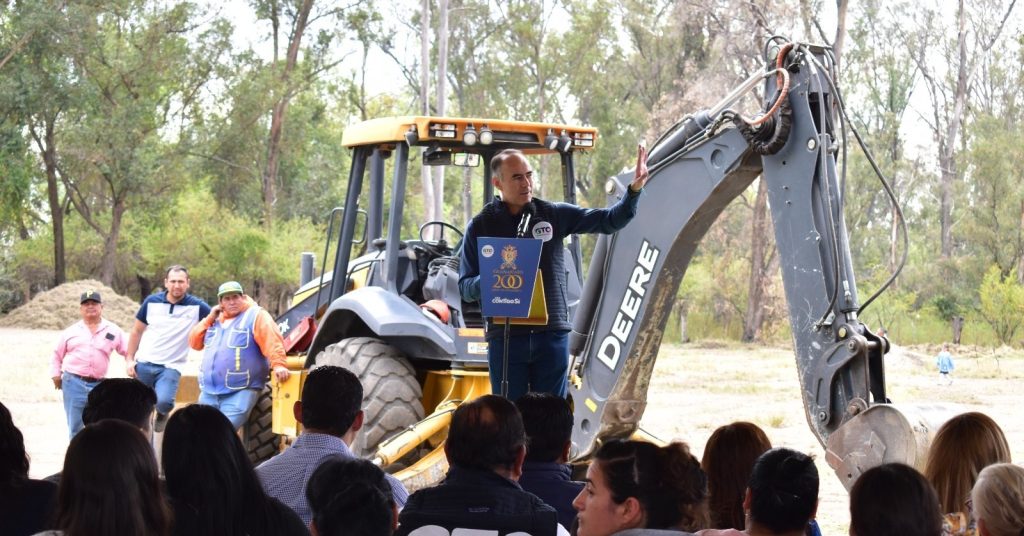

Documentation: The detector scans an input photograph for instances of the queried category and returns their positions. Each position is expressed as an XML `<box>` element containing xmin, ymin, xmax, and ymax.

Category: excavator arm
<box><xmin>568</xmin><ymin>42</ymin><xmax>938</xmax><ymax>488</ymax></box>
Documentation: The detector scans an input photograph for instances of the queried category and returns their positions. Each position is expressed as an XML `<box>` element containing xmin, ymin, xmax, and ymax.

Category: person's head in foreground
<box><xmin>924</xmin><ymin>411</ymin><xmax>1011</xmax><ymax>514</ymax></box>
<box><xmin>445</xmin><ymin>394</ymin><xmax>527</xmax><ymax>476</ymax></box>
<box><xmin>971</xmin><ymin>463</ymin><xmax>1024</xmax><ymax>536</ymax></box>
<box><xmin>744</xmin><ymin>447</ymin><xmax>819</xmax><ymax>536</ymax></box>
<box><xmin>52</xmin><ymin>419</ymin><xmax>171</xmax><ymax>536</ymax></box>
<box><xmin>306</xmin><ymin>456</ymin><xmax>397</xmax><ymax>536</ymax></box>
<box><xmin>573</xmin><ymin>439</ymin><xmax>708</xmax><ymax>536</ymax></box>
<box><xmin>702</xmin><ymin>421</ymin><xmax>772</xmax><ymax>529</ymax></box>
<box><xmin>849</xmin><ymin>462</ymin><xmax>942</xmax><ymax>536</ymax></box>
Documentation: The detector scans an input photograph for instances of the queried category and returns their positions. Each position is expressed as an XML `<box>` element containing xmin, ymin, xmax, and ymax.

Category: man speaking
<box><xmin>459</xmin><ymin>146</ymin><xmax>649</xmax><ymax>400</ymax></box>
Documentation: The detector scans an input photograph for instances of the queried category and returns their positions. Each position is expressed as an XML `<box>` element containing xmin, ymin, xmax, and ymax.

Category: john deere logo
<box><xmin>500</xmin><ymin>244</ymin><xmax>518</xmax><ymax>270</ymax></box>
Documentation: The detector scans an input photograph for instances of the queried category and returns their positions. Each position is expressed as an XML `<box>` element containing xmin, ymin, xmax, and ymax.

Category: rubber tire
<box><xmin>242</xmin><ymin>384</ymin><xmax>279</xmax><ymax>465</ymax></box>
<box><xmin>314</xmin><ymin>337</ymin><xmax>424</xmax><ymax>457</ymax></box>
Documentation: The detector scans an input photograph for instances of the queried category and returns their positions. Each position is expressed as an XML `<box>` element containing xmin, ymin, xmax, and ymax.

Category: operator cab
<box><xmin>297</xmin><ymin>116</ymin><xmax>596</xmax><ymax>366</ymax></box>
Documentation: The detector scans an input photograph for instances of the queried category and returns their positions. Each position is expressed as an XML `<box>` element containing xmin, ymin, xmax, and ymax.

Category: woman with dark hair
<box><xmin>849</xmin><ymin>463</ymin><xmax>942</xmax><ymax>536</ymax></box>
<box><xmin>698</xmin><ymin>447</ymin><xmax>819</xmax><ymax>536</ymax></box>
<box><xmin>34</xmin><ymin>419</ymin><xmax>171</xmax><ymax>536</ymax></box>
<box><xmin>162</xmin><ymin>405</ymin><xmax>307</xmax><ymax>532</ymax></box>
<box><xmin>161</xmin><ymin>404</ymin><xmax>308</xmax><ymax>536</ymax></box>
<box><xmin>306</xmin><ymin>456</ymin><xmax>397</xmax><ymax>536</ymax></box>
<box><xmin>702</xmin><ymin>422</ymin><xmax>772</xmax><ymax>530</ymax></box>
<box><xmin>924</xmin><ymin>412</ymin><xmax>1011</xmax><ymax>535</ymax></box>
<box><xmin>0</xmin><ymin>401</ymin><xmax>57</xmax><ymax>536</ymax></box>
<box><xmin>573</xmin><ymin>439</ymin><xmax>707</xmax><ymax>536</ymax></box>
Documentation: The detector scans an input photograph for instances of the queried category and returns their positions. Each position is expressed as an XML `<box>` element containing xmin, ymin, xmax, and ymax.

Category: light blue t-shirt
<box><xmin>937</xmin><ymin>350</ymin><xmax>955</xmax><ymax>373</ymax></box>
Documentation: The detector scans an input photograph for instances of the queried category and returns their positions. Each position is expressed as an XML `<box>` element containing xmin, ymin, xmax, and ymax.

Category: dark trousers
<box><xmin>487</xmin><ymin>330</ymin><xmax>569</xmax><ymax>401</ymax></box>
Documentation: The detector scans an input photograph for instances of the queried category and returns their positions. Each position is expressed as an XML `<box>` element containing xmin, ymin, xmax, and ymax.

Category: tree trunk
<box><xmin>939</xmin><ymin>0</ymin><xmax>970</xmax><ymax>258</ymax></box>
<box><xmin>1017</xmin><ymin>199</ymin><xmax>1024</xmax><ymax>284</ymax></box>
<box><xmin>98</xmin><ymin>200</ymin><xmax>126</xmax><ymax>286</ymax></box>
<box><xmin>832</xmin><ymin>0</ymin><xmax>849</xmax><ymax>69</ymax></box>
<box><xmin>431</xmin><ymin>0</ymin><xmax>449</xmax><ymax>231</ymax></box>
<box><xmin>136</xmin><ymin>273</ymin><xmax>153</xmax><ymax>301</ymax></box>
<box><xmin>676</xmin><ymin>300</ymin><xmax>689</xmax><ymax>343</ymax></box>
<box><xmin>742</xmin><ymin>179</ymin><xmax>773</xmax><ymax>342</ymax></box>
<box><xmin>33</xmin><ymin>117</ymin><xmax>66</xmax><ymax>286</ymax></box>
<box><xmin>890</xmin><ymin>201</ymin><xmax>899</xmax><ymax>273</ymax></box>
<box><xmin>419</xmin><ymin>0</ymin><xmax>436</xmax><ymax>234</ymax></box>
<box><xmin>262</xmin><ymin>0</ymin><xmax>314</xmax><ymax>230</ymax></box>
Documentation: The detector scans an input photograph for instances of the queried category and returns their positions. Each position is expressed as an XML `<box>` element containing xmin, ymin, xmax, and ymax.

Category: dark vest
<box><xmin>472</xmin><ymin>198</ymin><xmax>570</xmax><ymax>338</ymax></box>
<box><xmin>397</xmin><ymin>465</ymin><xmax>558</xmax><ymax>536</ymax></box>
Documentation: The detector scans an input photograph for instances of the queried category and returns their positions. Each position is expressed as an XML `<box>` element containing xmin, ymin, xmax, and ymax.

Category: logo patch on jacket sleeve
<box><xmin>531</xmin><ymin>220</ymin><xmax>553</xmax><ymax>242</ymax></box>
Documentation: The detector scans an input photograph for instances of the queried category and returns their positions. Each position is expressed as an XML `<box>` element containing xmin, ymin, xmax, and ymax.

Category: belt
<box><xmin>68</xmin><ymin>372</ymin><xmax>101</xmax><ymax>383</ymax></box>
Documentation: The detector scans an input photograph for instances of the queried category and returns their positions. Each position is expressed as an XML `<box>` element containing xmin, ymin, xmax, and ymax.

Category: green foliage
<box><xmin>860</xmin><ymin>272</ymin><xmax>917</xmax><ymax>335</ymax></box>
<box><xmin>931</xmin><ymin>295</ymin><xmax>962</xmax><ymax>322</ymax></box>
<box><xmin>139</xmin><ymin>186</ymin><xmax>323</xmax><ymax>302</ymax></box>
<box><xmin>977</xmin><ymin>265</ymin><xmax>1024</xmax><ymax>346</ymax></box>
<box><xmin>0</xmin><ymin>124</ymin><xmax>37</xmax><ymax>241</ymax></box>
<box><xmin>962</xmin><ymin>114</ymin><xmax>1024</xmax><ymax>274</ymax></box>
<box><xmin>1</xmin><ymin>0</ymin><xmax>1023</xmax><ymax>352</ymax></box>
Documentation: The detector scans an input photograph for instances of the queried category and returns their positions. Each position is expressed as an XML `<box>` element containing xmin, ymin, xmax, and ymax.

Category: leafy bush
<box><xmin>977</xmin><ymin>265</ymin><xmax>1024</xmax><ymax>346</ymax></box>
<box><xmin>931</xmin><ymin>294</ymin><xmax>961</xmax><ymax>322</ymax></box>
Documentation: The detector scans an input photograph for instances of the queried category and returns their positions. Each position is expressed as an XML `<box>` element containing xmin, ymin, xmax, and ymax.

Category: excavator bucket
<box><xmin>824</xmin><ymin>403</ymin><xmax>960</xmax><ymax>490</ymax></box>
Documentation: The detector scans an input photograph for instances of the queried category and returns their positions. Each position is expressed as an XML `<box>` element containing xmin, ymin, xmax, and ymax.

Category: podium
<box><xmin>478</xmin><ymin>237</ymin><xmax>547</xmax><ymax>396</ymax></box>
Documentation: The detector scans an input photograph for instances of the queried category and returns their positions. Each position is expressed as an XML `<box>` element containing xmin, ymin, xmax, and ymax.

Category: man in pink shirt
<box><xmin>51</xmin><ymin>290</ymin><xmax>128</xmax><ymax>437</ymax></box>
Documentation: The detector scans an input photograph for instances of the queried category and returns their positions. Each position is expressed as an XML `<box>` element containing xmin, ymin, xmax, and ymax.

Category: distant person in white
<box><xmin>126</xmin><ymin>265</ymin><xmax>211</xmax><ymax>432</ymax></box>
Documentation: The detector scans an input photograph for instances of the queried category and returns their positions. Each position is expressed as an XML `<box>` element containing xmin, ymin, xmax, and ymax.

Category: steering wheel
<box><xmin>418</xmin><ymin>221</ymin><xmax>464</xmax><ymax>245</ymax></box>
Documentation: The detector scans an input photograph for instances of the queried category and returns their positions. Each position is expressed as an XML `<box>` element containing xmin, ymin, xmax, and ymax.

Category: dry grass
<box><xmin>0</xmin><ymin>279</ymin><xmax>139</xmax><ymax>331</ymax></box>
<box><xmin>643</xmin><ymin>342</ymin><xmax>1024</xmax><ymax>535</ymax></box>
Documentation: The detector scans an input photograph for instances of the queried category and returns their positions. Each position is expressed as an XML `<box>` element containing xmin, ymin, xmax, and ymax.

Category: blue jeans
<box><xmin>61</xmin><ymin>372</ymin><xmax>100</xmax><ymax>438</ymax></box>
<box><xmin>198</xmin><ymin>388</ymin><xmax>261</xmax><ymax>429</ymax></box>
<box><xmin>487</xmin><ymin>329</ymin><xmax>569</xmax><ymax>401</ymax></box>
<box><xmin>134</xmin><ymin>361</ymin><xmax>182</xmax><ymax>415</ymax></box>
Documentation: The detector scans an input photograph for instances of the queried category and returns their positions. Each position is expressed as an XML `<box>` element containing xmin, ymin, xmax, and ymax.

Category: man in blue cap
<box><xmin>188</xmin><ymin>281</ymin><xmax>290</xmax><ymax>429</ymax></box>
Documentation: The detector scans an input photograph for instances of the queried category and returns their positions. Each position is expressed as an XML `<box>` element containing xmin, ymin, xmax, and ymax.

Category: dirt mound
<box><xmin>0</xmin><ymin>279</ymin><xmax>139</xmax><ymax>331</ymax></box>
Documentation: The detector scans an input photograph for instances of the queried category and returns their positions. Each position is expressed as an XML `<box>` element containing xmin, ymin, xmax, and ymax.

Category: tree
<box><xmin>0</xmin><ymin>1</ymin><xmax>75</xmax><ymax>286</ymax></box>
<box><xmin>841</xmin><ymin>0</ymin><xmax>922</xmax><ymax>281</ymax></box>
<box><xmin>963</xmin><ymin>114</ymin><xmax>1024</xmax><ymax>275</ymax></box>
<box><xmin>977</xmin><ymin>264</ymin><xmax>1024</xmax><ymax>346</ymax></box>
<box><xmin>261</xmin><ymin>0</ymin><xmax>315</xmax><ymax>230</ymax></box>
<box><xmin>250</xmin><ymin>0</ymin><xmax>365</xmax><ymax>229</ymax></box>
<box><xmin>904</xmin><ymin>0</ymin><xmax>1018</xmax><ymax>258</ymax></box>
<box><xmin>55</xmin><ymin>1</ymin><xmax>230</xmax><ymax>285</ymax></box>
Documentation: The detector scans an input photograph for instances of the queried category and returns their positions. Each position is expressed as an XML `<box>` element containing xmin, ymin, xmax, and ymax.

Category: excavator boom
<box><xmin>568</xmin><ymin>42</ymin><xmax>938</xmax><ymax>488</ymax></box>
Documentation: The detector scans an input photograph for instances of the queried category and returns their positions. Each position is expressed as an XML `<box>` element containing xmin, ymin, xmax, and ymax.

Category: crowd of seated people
<box><xmin>8</xmin><ymin>371</ymin><xmax>1024</xmax><ymax>536</ymax></box>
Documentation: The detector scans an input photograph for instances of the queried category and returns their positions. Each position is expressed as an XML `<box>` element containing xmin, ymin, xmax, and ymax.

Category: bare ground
<box><xmin>3</xmin><ymin>326</ymin><xmax>1022</xmax><ymax>534</ymax></box>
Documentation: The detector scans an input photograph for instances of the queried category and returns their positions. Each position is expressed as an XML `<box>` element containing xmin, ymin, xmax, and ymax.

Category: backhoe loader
<box><xmin>235</xmin><ymin>39</ymin><xmax>948</xmax><ymax>491</ymax></box>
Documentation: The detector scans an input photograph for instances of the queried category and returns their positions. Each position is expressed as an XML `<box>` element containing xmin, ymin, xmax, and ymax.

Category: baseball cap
<box><xmin>217</xmin><ymin>281</ymin><xmax>244</xmax><ymax>298</ymax></box>
<box><xmin>80</xmin><ymin>290</ymin><xmax>102</xmax><ymax>304</ymax></box>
